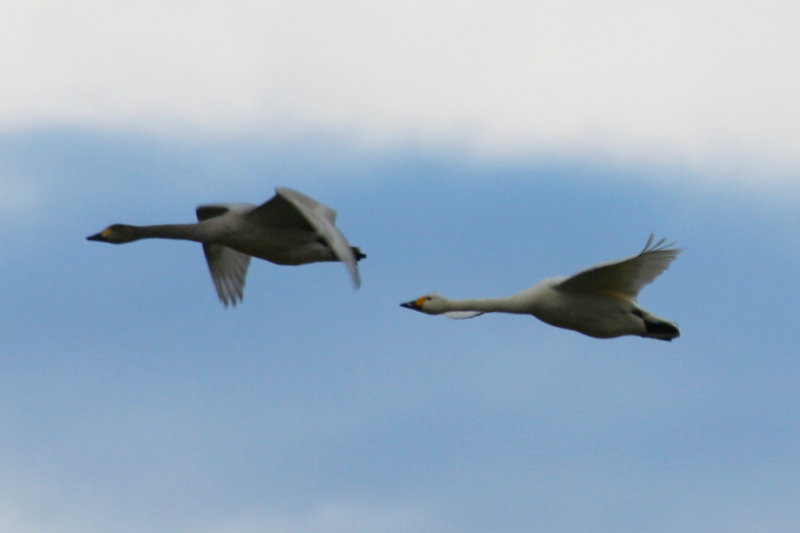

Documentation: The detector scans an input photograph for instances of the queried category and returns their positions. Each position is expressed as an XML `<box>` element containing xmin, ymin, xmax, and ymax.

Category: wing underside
<box><xmin>202</xmin><ymin>243</ymin><xmax>252</xmax><ymax>306</ymax></box>
<box><xmin>556</xmin><ymin>234</ymin><xmax>681</xmax><ymax>300</ymax></box>
<box><xmin>251</xmin><ymin>188</ymin><xmax>360</xmax><ymax>287</ymax></box>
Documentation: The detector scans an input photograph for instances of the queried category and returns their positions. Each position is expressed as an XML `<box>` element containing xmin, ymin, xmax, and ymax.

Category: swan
<box><xmin>87</xmin><ymin>187</ymin><xmax>365</xmax><ymax>306</ymax></box>
<box><xmin>401</xmin><ymin>234</ymin><xmax>681</xmax><ymax>341</ymax></box>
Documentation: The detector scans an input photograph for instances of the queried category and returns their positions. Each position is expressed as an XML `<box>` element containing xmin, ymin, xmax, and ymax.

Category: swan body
<box><xmin>87</xmin><ymin>187</ymin><xmax>365</xmax><ymax>306</ymax></box>
<box><xmin>401</xmin><ymin>235</ymin><xmax>681</xmax><ymax>341</ymax></box>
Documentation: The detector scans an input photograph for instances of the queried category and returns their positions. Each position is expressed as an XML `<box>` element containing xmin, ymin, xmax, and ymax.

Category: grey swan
<box><xmin>88</xmin><ymin>187</ymin><xmax>365</xmax><ymax>306</ymax></box>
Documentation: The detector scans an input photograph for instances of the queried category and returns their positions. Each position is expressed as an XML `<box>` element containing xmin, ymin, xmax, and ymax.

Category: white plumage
<box><xmin>401</xmin><ymin>235</ymin><xmax>681</xmax><ymax>341</ymax></box>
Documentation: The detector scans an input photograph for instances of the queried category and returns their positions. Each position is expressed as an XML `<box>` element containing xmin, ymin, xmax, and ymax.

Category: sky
<box><xmin>2</xmin><ymin>2</ymin><xmax>800</xmax><ymax>532</ymax></box>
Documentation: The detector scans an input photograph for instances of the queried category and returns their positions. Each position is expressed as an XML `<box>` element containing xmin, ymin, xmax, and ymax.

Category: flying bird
<box><xmin>87</xmin><ymin>187</ymin><xmax>365</xmax><ymax>306</ymax></box>
<box><xmin>401</xmin><ymin>234</ymin><xmax>681</xmax><ymax>341</ymax></box>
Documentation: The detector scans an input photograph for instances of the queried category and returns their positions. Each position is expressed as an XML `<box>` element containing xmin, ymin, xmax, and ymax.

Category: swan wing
<box><xmin>196</xmin><ymin>203</ymin><xmax>255</xmax><ymax>221</ymax></box>
<box><xmin>245</xmin><ymin>189</ymin><xmax>335</xmax><ymax>229</ymax></box>
<box><xmin>202</xmin><ymin>243</ymin><xmax>252</xmax><ymax>306</ymax></box>
<box><xmin>251</xmin><ymin>187</ymin><xmax>360</xmax><ymax>287</ymax></box>
<box><xmin>274</xmin><ymin>187</ymin><xmax>338</xmax><ymax>223</ymax></box>
<box><xmin>195</xmin><ymin>203</ymin><xmax>254</xmax><ymax>306</ymax></box>
<box><xmin>556</xmin><ymin>234</ymin><xmax>681</xmax><ymax>300</ymax></box>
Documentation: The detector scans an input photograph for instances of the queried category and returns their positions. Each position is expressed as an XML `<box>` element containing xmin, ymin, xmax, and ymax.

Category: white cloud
<box><xmin>2</xmin><ymin>1</ymin><xmax>799</xmax><ymax>181</ymax></box>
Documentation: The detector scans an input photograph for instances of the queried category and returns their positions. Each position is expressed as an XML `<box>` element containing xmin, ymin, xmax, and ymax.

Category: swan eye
<box><xmin>415</xmin><ymin>296</ymin><xmax>430</xmax><ymax>307</ymax></box>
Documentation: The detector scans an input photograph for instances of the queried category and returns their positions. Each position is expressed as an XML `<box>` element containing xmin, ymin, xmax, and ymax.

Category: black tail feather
<box><xmin>644</xmin><ymin>319</ymin><xmax>680</xmax><ymax>341</ymax></box>
<box><xmin>632</xmin><ymin>308</ymin><xmax>679</xmax><ymax>341</ymax></box>
<box><xmin>352</xmin><ymin>247</ymin><xmax>366</xmax><ymax>261</ymax></box>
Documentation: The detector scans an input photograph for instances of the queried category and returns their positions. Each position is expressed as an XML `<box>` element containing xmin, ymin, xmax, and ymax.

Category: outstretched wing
<box><xmin>556</xmin><ymin>234</ymin><xmax>681</xmax><ymax>300</ymax></box>
<box><xmin>196</xmin><ymin>204</ymin><xmax>252</xmax><ymax>306</ymax></box>
<box><xmin>202</xmin><ymin>244</ymin><xmax>251</xmax><ymax>306</ymax></box>
<box><xmin>248</xmin><ymin>187</ymin><xmax>360</xmax><ymax>287</ymax></box>
<box><xmin>196</xmin><ymin>202</ymin><xmax>257</xmax><ymax>221</ymax></box>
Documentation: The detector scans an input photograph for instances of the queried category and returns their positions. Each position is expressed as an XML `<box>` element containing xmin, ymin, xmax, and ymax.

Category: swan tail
<box><xmin>351</xmin><ymin>246</ymin><xmax>367</xmax><ymax>261</ymax></box>
<box><xmin>633</xmin><ymin>308</ymin><xmax>680</xmax><ymax>341</ymax></box>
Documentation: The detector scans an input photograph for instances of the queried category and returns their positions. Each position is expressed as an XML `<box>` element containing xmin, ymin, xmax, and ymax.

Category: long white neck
<box><xmin>128</xmin><ymin>223</ymin><xmax>211</xmax><ymax>242</ymax></box>
<box><xmin>440</xmin><ymin>295</ymin><xmax>530</xmax><ymax>314</ymax></box>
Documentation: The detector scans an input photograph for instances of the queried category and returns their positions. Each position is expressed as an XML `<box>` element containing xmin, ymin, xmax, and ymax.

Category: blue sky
<box><xmin>2</xmin><ymin>2</ymin><xmax>800</xmax><ymax>532</ymax></box>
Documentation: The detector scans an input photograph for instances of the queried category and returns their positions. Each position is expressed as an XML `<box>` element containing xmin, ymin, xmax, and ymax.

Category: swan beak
<box><xmin>87</xmin><ymin>227</ymin><xmax>114</xmax><ymax>242</ymax></box>
<box><xmin>400</xmin><ymin>300</ymin><xmax>422</xmax><ymax>311</ymax></box>
<box><xmin>86</xmin><ymin>232</ymin><xmax>108</xmax><ymax>242</ymax></box>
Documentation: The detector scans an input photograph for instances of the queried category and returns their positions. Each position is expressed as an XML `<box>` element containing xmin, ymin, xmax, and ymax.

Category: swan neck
<box><xmin>131</xmin><ymin>223</ymin><xmax>207</xmax><ymax>242</ymax></box>
<box><xmin>444</xmin><ymin>296</ymin><xmax>523</xmax><ymax>314</ymax></box>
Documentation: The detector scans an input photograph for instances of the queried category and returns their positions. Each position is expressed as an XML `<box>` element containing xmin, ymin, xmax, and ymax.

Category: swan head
<box><xmin>86</xmin><ymin>224</ymin><xmax>138</xmax><ymax>244</ymax></box>
<box><xmin>400</xmin><ymin>294</ymin><xmax>447</xmax><ymax>315</ymax></box>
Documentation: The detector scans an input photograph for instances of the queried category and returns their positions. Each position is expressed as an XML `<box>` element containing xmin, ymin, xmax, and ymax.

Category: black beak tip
<box><xmin>400</xmin><ymin>301</ymin><xmax>416</xmax><ymax>310</ymax></box>
<box><xmin>86</xmin><ymin>233</ymin><xmax>104</xmax><ymax>242</ymax></box>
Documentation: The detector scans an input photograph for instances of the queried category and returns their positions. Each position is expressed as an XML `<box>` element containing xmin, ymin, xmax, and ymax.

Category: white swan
<box><xmin>87</xmin><ymin>187</ymin><xmax>365</xmax><ymax>306</ymax></box>
<box><xmin>401</xmin><ymin>235</ymin><xmax>681</xmax><ymax>341</ymax></box>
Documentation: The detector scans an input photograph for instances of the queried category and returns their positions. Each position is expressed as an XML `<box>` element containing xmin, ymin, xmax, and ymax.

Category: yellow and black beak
<box><xmin>400</xmin><ymin>297</ymin><xmax>428</xmax><ymax>311</ymax></box>
<box><xmin>87</xmin><ymin>227</ymin><xmax>113</xmax><ymax>242</ymax></box>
